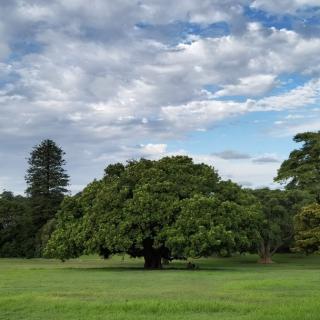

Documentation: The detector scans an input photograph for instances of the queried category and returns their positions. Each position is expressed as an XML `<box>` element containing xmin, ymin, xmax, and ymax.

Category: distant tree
<box><xmin>25</xmin><ymin>139</ymin><xmax>69</xmax><ymax>255</ymax></box>
<box><xmin>46</xmin><ymin>156</ymin><xmax>261</xmax><ymax>268</ymax></box>
<box><xmin>0</xmin><ymin>191</ymin><xmax>33</xmax><ymax>257</ymax></box>
<box><xmin>252</xmin><ymin>188</ymin><xmax>312</xmax><ymax>263</ymax></box>
<box><xmin>293</xmin><ymin>203</ymin><xmax>320</xmax><ymax>254</ymax></box>
<box><xmin>26</xmin><ymin>139</ymin><xmax>69</xmax><ymax>201</ymax></box>
<box><xmin>275</xmin><ymin>131</ymin><xmax>320</xmax><ymax>203</ymax></box>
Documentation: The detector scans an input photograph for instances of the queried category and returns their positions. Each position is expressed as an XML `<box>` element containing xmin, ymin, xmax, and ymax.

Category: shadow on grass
<box><xmin>61</xmin><ymin>265</ymin><xmax>241</xmax><ymax>272</ymax></box>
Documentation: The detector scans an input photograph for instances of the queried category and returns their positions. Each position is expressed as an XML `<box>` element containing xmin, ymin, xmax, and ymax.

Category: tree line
<box><xmin>0</xmin><ymin>140</ymin><xmax>69</xmax><ymax>257</ymax></box>
<box><xmin>0</xmin><ymin>132</ymin><xmax>320</xmax><ymax>268</ymax></box>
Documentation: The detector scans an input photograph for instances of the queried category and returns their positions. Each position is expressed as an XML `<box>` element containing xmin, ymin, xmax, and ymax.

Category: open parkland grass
<box><xmin>1</xmin><ymin>254</ymin><xmax>320</xmax><ymax>320</ymax></box>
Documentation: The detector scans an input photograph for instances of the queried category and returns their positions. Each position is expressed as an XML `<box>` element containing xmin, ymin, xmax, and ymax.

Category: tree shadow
<box><xmin>63</xmin><ymin>265</ymin><xmax>239</xmax><ymax>272</ymax></box>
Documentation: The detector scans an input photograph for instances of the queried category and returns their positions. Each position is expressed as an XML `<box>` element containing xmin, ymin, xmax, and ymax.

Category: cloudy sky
<box><xmin>0</xmin><ymin>0</ymin><xmax>320</xmax><ymax>194</ymax></box>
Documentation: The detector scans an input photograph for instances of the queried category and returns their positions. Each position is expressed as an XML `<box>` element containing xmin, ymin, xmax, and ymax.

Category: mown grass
<box><xmin>1</xmin><ymin>254</ymin><xmax>320</xmax><ymax>319</ymax></box>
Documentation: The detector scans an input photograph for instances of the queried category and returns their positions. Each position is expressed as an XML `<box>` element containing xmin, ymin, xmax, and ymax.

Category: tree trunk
<box><xmin>143</xmin><ymin>239</ymin><xmax>162</xmax><ymax>269</ymax></box>
<box><xmin>144</xmin><ymin>252</ymin><xmax>162</xmax><ymax>269</ymax></box>
<box><xmin>316</xmin><ymin>193</ymin><xmax>320</xmax><ymax>205</ymax></box>
<box><xmin>258</xmin><ymin>241</ymin><xmax>274</xmax><ymax>264</ymax></box>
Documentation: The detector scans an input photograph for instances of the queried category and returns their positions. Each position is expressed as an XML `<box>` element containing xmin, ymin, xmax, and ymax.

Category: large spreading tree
<box><xmin>275</xmin><ymin>131</ymin><xmax>320</xmax><ymax>203</ymax></box>
<box><xmin>25</xmin><ymin>139</ymin><xmax>69</xmax><ymax>255</ymax></box>
<box><xmin>46</xmin><ymin>156</ymin><xmax>261</xmax><ymax>268</ymax></box>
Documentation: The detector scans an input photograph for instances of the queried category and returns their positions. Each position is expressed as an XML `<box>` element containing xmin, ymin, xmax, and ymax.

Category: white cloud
<box><xmin>0</xmin><ymin>1</ymin><xmax>319</xmax><ymax>193</ymax></box>
<box><xmin>16</xmin><ymin>2</ymin><xmax>54</xmax><ymax>21</ymax></box>
<box><xmin>0</xmin><ymin>22</ymin><xmax>10</xmax><ymax>60</ymax></box>
<box><xmin>161</xmin><ymin>78</ymin><xmax>320</xmax><ymax>132</ymax></box>
<box><xmin>192</xmin><ymin>154</ymin><xmax>281</xmax><ymax>189</ymax></box>
<box><xmin>214</xmin><ymin>74</ymin><xmax>277</xmax><ymax>97</ymax></box>
<box><xmin>273</xmin><ymin>119</ymin><xmax>320</xmax><ymax>137</ymax></box>
<box><xmin>140</xmin><ymin>143</ymin><xmax>167</xmax><ymax>156</ymax></box>
<box><xmin>285</xmin><ymin>114</ymin><xmax>306</xmax><ymax>120</ymax></box>
<box><xmin>253</xmin><ymin>79</ymin><xmax>320</xmax><ymax>111</ymax></box>
<box><xmin>251</xmin><ymin>0</ymin><xmax>320</xmax><ymax>14</ymax></box>
<box><xmin>161</xmin><ymin>100</ymin><xmax>248</xmax><ymax>131</ymax></box>
<box><xmin>161</xmin><ymin>27</ymin><xmax>320</xmax><ymax>87</ymax></box>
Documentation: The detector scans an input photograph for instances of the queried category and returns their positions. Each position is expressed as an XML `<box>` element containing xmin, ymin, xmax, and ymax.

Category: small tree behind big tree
<box><xmin>293</xmin><ymin>203</ymin><xmax>320</xmax><ymax>254</ymax></box>
<box><xmin>252</xmin><ymin>188</ymin><xmax>313</xmax><ymax>264</ymax></box>
<box><xmin>25</xmin><ymin>139</ymin><xmax>69</xmax><ymax>255</ymax></box>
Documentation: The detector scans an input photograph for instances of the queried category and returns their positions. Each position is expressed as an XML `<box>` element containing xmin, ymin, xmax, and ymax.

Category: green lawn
<box><xmin>1</xmin><ymin>254</ymin><xmax>320</xmax><ymax>320</ymax></box>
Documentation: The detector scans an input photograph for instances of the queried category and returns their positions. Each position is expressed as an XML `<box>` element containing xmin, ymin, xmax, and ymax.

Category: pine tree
<box><xmin>25</xmin><ymin>139</ymin><xmax>69</xmax><ymax>255</ymax></box>
<box><xmin>26</xmin><ymin>139</ymin><xmax>69</xmax><ymax>199</ymax></box>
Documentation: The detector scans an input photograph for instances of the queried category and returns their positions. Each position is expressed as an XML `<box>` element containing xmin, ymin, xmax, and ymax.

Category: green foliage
<box><xmin>294</xmin><ymin>203</ymin><xmax>320</xmax><ymax>254</ymax></box>
<box><xmin>26</xmin><ymin>139</ymin><xmax>69</xmax><ymax>198</ymax></box>
<box><xmin>166</xmin><ymin>186</ymin><xmax>261</xmax><ymax>258</ymax></box>
<box><xmin>252</xmin><ymin>188</ymin><xmax>312</xmax><ymax>262</ymax></box>
<box><xmin>0</xmin><ymin>192</ymin><xmax>34</xmax><ymax>257</ymax></box>
<box><xmin>45</xmin><ymin>180</ymin><xmax>103</xmax><ymax>260</ymax></box>
<box><xmin>46</xmin><ymin>156</ymin><xmax>261</xmax><ymax>267</ymax></box>
<box><xmin>275</xmin><ymin>131</ymin><xmax>320</xmax><ymax>202</ymax></box>
<box><xmin>25</xmin><ymin>139</ymin><xmax>69</xmax><ymax>256</ymax></box>
<box><xmin>45</xmin><ymin>197</ymin><xmax>84</xmax><ymax>260</ymax></box>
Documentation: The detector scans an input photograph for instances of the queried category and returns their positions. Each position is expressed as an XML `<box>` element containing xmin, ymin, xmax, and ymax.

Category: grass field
<box><xmin>1</xmin><ymin>254</ymin><xmax>320</xmax><ymax>320</ymax></box>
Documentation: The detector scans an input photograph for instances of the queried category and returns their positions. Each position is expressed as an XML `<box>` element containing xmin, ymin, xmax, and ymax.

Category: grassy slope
<box><xmin>0</xmin><ymin>254</ymin><xmax>320</xmax><ymax>320</ymax></box>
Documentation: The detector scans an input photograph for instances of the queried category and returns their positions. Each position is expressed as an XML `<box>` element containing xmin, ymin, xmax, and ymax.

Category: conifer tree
<box><xmin>25</xmin><ymin>139</ymin><xmax>69</xmax><ymax>255</ymax></box>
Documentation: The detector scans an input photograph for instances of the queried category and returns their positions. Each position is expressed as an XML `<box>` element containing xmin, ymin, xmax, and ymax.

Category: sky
<box><xmin>0</xmin><ymin>0</ymin><xmax>320</xmax><ymax>194</ymax></box>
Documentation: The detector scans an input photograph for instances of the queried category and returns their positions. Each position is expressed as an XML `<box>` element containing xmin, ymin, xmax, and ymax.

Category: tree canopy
<box><xmin>293</xmin><ymin>203</ymin><xmax>320</xmax><ymax>254</ymax></box>
<box><xmin>275</xmin><ymin>131</ymin><xmax>320</xmax><ymax>203</ymax></box>
<box><xmin>46</xmin><ymin>156</ymin><xmax>261</xmax><ymax>268</ymax></box>
<box><xmin>252</xmin><ymin>188</ymin><xmax>313</xmax><ymax>263</ymax></box>
<box><xmin>0</xmin><ymin>192</ymin><xmax>33</xmax><ymax>257</ymax></box>
<box><xmin>25</xmin><ymin>139</ymin><xmax>69</xmax><ymax>256</ymax></box>
<box><xmin>26</xmin><ymin>139</ymin><xmax>69</xmax><ymax>199</ymax></box>
<box><xmin>2</xmin><ymin>131</ymin><xmax>320</xmax><ymax>264</ymax></box>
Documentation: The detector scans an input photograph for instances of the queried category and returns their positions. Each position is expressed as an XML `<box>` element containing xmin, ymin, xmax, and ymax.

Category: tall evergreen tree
<box><xmin>26</xmin><ymin>139</ymin><xmax>69</xmax><ymax>199</ymax></box>
<box><xmin>25</xmin><ymin>139</ymin><xmax>69</xmax><ymax>255</ymax></box>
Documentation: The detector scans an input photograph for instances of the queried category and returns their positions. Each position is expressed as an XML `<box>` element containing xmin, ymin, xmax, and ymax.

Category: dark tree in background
<box><xmin>0</xmin><ymin>191</ymin><xmax>34</xmax><ymax>257</ymax></box>
<box><xmin>293</xmin><ymin>203</ymin><xmax>320</xmax><ymax>254</ymax></box>
<box><xmin>25</xmin><ymin>139</ymin><xmax>69</xmax><ymax>255</ymax></box>
<box><xmin>26</xmin><ymin>139</ymin><xmax>69</xmax><ymax>200</ymax></box>
<box><xmin>252</xmin><ymin>188</ymin><xmax>313</xmax><ymax>264</ymax></box>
